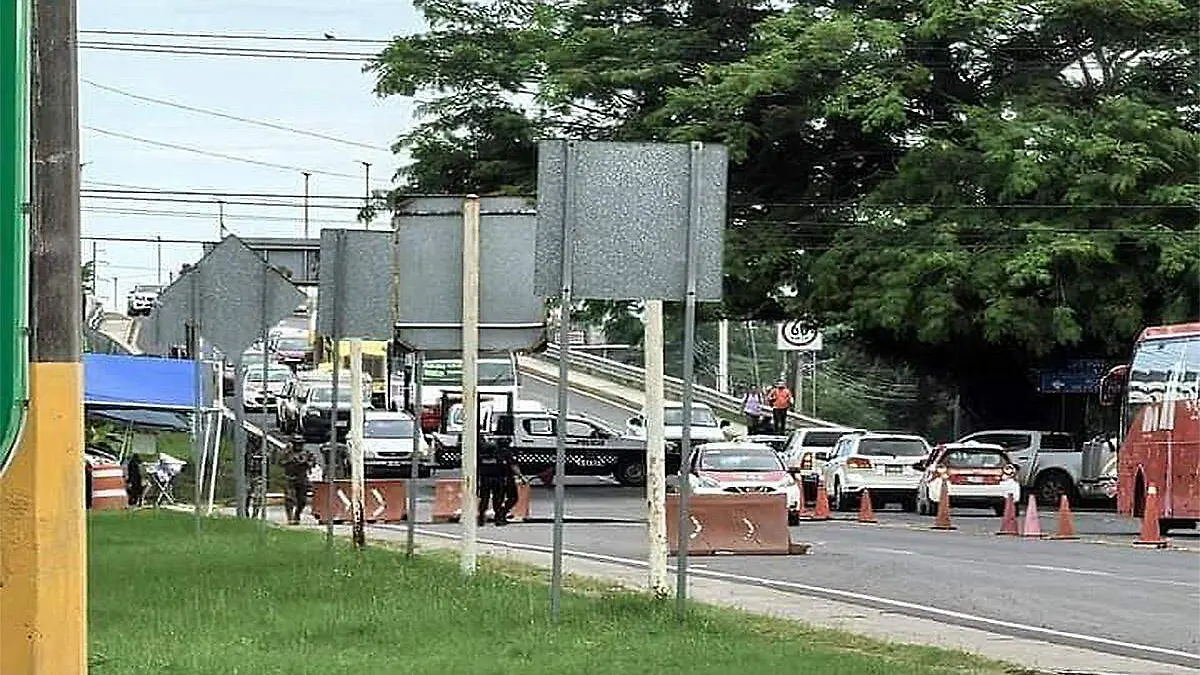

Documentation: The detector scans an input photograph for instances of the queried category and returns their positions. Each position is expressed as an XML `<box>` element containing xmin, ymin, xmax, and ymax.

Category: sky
<box><xmin>79</xmin><ymin>0</ymin><xmax>422</xmax><ymax>311</ymax></box>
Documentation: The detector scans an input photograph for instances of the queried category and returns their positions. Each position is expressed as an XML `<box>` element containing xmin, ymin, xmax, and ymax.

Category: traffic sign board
<box><xmin>776</xmin><ymin>321</ymin><xmax>823</xmax><ymax>351</ymax></box>
<box><xmin>0</xmin><ymin>0</ymin><xmax>30</xmax><ymax>476</ymax></box>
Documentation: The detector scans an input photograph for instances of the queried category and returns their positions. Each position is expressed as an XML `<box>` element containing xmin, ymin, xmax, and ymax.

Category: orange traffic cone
<box><xmin>1133</xmin><ymin>485</ymin><xmax>1169</xmax><ymax>549</ymax></box>
<box><xmin>1022</xmin><ymin>494</ymin><xmax>1044</xmax><ymax>538</ymax></box>
<box><xmin>857</xmin><ymin>489</ymin><xmax>878</xmax><ymax>524</ymax></box>
<box><xmin>996</xmin><ymin>494</ymin><xmax>1019</xmax><ymax>536</ymax></box>
<box><xmin>931</xmin><ymin>481</ymin><xmax>955</xmax><ymax>530</ymax></box>
<box><xmin>811</xmin><ymin>482</ymin><xmax>832</xmax><ymax>521</ymax></box>
<box><xmin>1052</xmin><ymin>494</ymin><xmax>1078</xmax><ymax>540</ymax></box>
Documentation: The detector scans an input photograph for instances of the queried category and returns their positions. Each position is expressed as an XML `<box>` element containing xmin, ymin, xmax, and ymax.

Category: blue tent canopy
<box><xmin>84</xmin><ymin>353</ymin><xmax>203</xmax><ymax>412</ymax></box>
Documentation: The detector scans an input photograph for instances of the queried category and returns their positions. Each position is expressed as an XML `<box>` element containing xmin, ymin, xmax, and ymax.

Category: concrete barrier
<box><xmin>310</xmin><ymin>480</ymin><xmax>406</xmax><ymax>524</ymax></box>
<box><xmin>666</xmin><ymin>493</ymin><xmax>797</xmax><ymax>555</ymax></box>
<box><xmin>90</xmin><ymin>462</ymin><xmax>129</xmax><ymax>511</ymax></box>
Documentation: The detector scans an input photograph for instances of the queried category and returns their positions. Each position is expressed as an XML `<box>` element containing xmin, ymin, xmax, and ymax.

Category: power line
<box><xmin>81</xmin><ymin>185</ymin><xmax>372</xmax><ymax>200</ymax></box>
<box><xmin>82</xmin><ymin>235</ymin><xmax>215</xmax><ymax>244</ymax></box>
<box><xmin>82</xmin><ymin>193</ymin><xmax>366</xmax><ymax>210</ymax></box>
<box><xmin>83</xmin><ymin>206</ymin><xmax>354</xmax><ymax>225</ymax></box>
<box><xmin>79</xmin><ymin>29</ymin><xmax>393</xmax><ymax>45</ymax></box>
<box><xmin>79</xmin><ymin>43</ymin><xmax>375</xmax><ymax>62</ymax></box>
<box><xmin>84</xmin><ymin>126</ymin><xmax>390</xmax><ymax>183</ymax></box>
<box><xmin>82</xmin><ymin>80</ymin><xmax>389</xmax><ymax>151</ymax></box>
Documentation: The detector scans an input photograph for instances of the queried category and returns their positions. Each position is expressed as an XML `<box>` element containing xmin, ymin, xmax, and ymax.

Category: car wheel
<box><xmin>833</xmin><ymin>478</ymin><xmax>855</xmax><ymax>512</ymax></box>
<box><xmin>993</xmin><ymin>502</ymin><xmax>1006</xmax><ymax>517</ymax></box>
<box><xmin>1033</xmin><ymin>471</ymin><xmax>1075</xmax><ymax>507</ymax></box>
<box><xmin>614</xmin><ymin>460</ymin><xmax>647</xmax><ymax>487</ymax></box>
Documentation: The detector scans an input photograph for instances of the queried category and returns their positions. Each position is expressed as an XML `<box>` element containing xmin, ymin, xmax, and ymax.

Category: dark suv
<box><xmin>298</xmin><ymin>384</ymin><xmax>356</xmax><ymax>442</ymax></box>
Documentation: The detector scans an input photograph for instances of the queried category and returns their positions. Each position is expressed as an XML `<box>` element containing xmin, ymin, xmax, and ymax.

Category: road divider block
<box><xmin>89</xmin><ymin>461</ymin><xmax>129</xmax><ymax>511</ymax></box>
<box><xmin>666</xmin><ymin>493</ymin><xmax>805</xmax><ymax>556</ymax></box>
<box><xmin>311</xmin><ymin>480</ymin><xmax>406</xmax><ymax>524</ymax></box>
<box><xmin>430</xmin><ymin>479</ymin><xmax>530</xmax><ymax>523</ymax></box>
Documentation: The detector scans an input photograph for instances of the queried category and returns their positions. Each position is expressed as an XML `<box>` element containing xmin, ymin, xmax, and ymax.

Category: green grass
<box><xmin>90</xmin><ymin>512</ymin><xmax>1009</xmax><ymax>675</ymax></box>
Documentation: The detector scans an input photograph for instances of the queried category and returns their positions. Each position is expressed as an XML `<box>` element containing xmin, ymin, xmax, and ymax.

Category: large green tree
<box><xmin>370</xmin><ymin>0</ymin><xmax>1199</xmax><ymax>427</ymax></box>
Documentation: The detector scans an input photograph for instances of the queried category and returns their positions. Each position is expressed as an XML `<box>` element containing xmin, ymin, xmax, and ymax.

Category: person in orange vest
<box><xmin>767</xmin><ymin>380</ymin><xmax>793</xmax><ymax>433</ymax></box>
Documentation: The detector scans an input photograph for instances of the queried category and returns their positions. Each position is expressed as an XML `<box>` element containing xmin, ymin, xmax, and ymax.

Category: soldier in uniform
<box><xmin>280</xmin><ymin>435</ymin><xmax>319</xmax><ymax>525</ymax></box>
<box><xmin>476</xmin><ymin>433</ymin><xmax>512</xmax><ymax>526</ymax></box>
<box><xmin>245</xmin><ymin>433</ymin><xmax>268</xmax><ymax>518</ymax></box>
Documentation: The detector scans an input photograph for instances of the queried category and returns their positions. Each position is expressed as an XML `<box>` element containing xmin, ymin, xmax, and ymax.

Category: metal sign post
<box><xmin>406</xmin><ymin>352</ymin><xmax>423</xmax><ymax>556</ymax></box>
<box><xmin>535</xmin><ymin>139</ymin><xmax>727</xmax><ymax>621</ymax></box>
<box><xmin>551</xmin><ymin>144</ymin><xmax>580</xmax><ymax>621</ymax></box>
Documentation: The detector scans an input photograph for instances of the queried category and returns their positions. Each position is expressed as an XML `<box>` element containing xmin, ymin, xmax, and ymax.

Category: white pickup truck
<box><xmin>955</xmin><ymin>429</ymin><xmax>1116</xmax><ymax>505</ymax></box>
<box><xmin>625</xmin><ymin>401</ymin><xmax>732</xmax><ymax>450</ymax></box>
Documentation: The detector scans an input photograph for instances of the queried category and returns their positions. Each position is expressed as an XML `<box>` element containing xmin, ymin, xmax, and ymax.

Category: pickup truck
<box><xmin>956</xmin><ymin>429</ymin><xmax>1116</xmax><ymax>505</ymax></box>
<box><xmin>625</xmin><ymin>402</ymin><xmax>732</xmax><ymax>450</ymax></box>
<box><xmin>431</xmin><ymin>410</ymin><xmax>677</xmax><ymax>486</ymax></box>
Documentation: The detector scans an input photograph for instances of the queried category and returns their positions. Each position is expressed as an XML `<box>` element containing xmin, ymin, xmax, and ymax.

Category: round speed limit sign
<box><xmin>777</xmin><ymin>321</ymin><xmax>823</xmax><ymax>351</ymax></box>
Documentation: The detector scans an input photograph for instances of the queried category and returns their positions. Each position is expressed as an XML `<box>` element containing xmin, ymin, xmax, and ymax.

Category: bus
<box><xmin>1100</xmin><ymin>322</ymin><xmax>1200</xmax><ymax>535</ymax></box>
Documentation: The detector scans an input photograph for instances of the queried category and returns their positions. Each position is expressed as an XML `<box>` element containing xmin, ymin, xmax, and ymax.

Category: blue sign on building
<box><xmin>1038</xmin><ymin>359</ymin><xmax>1107</xmax><ymax>394</ymax></box>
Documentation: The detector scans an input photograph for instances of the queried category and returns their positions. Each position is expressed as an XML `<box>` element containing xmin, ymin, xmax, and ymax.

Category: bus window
<box><xmin>1181</xmin><ymin>339</ymin><xmax>1200</xmax><ymax>403</ymax></box>
<box><xmin>1125</xmin><ymin>337</ymin><xmax>1188</xmax><ymax>436</ymax></box>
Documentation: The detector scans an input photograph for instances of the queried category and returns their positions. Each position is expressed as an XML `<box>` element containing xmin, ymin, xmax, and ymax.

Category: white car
<box><xmin>682</xmin><ymin>441</ymin><xmax>804</xmax><ymax>524</ymax></box>
<box><xmin>361</xmin><ymin>411</ymin><xmax>432</xmax><ymax>478</ymax></box>
<box><xmin>444</xmin><ymin>399</ymin><xmax>547</xmax><ymax>433</ymax></box>
<box><xmin>781</xmin><ymin>426</ymin><xmax>865</xmax><ymax>500</ymax></box>
<box><xmin>626</xmin><ymin>402</ymin><xmax>731</xmax><ymax>446</ymax></box>
<box><xmin>242</xmin><ymin>367</ymin><xmax>293</xmax><ymax>412</ymax></box>
<box><xmin>915</xmin><ymin>442</ymin><xmax>1021</xmax><ymax>516</ymax></box>
<box><xmin>821</xmin><ymin>432</ymin><xmax>931</xmax><ymax>512</ymax></box>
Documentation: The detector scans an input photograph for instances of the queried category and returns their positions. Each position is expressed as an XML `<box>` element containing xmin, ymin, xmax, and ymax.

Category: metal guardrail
<box><xmin>537</xmin><ymin>343</ymin><xmax>839</xmax><ymax>428</ymax></box>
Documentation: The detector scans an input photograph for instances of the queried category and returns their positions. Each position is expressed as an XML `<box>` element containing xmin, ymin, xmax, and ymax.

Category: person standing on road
<box><xmin>741</xmin><ymin>387</ymin><xmax>764</xmax><ymax>432</ymax></box>
<box><xmin>499</xmin><ymin>437</ymin><xmax>525</xmax><ymax>521</ymax></box>
<box><xmin>280</xmin><ymin>435</ymin><xmax>319</xmax><ymax>525</ymax></box>
<box><xmin>767</xmin><ymin>380</ymin><xmax>793</xmax><ymax>434</ymax></box>
<box><xmin>476</xmin><ymin>434</ymin><xmax>510</xmax><ymax>527</ymax></box>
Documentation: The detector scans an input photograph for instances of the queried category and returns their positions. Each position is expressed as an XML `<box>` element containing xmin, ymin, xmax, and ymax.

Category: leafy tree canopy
<box><xmin>370</xmin><ymin>0</ymin><xmax>1199</xmax><ymax>425</ymax></box>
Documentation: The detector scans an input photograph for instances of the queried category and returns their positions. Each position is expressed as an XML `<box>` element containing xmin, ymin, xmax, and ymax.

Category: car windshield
<box><xmin>276</xmin><ymin>338</ymin><xmax>309</xmax><ymax>351</ymax></box>
<box><xmin>698</xmin><ymin>448</ymin><xmax>783</xmax><ymax>472</ymax></box>
<box><xmin>803</xmin><ymin>431</ymin><xmax>852</xmax><ymax>447</ymax></box>
<box><xmin>664</xmin><ymin>406</ymin><xmax>719</xmax><ymax>427</ymax></box>
<box><xmin>246</xmin><ymin>370</ymin><xmax>291</xmax><ymax>383</ymax></box>
<box><xmin>858</xmin><ymin>438</ymin><xmax>928</xmax><ymax>457</ymax></box>
<box><xmin>307</xmin><ymin>387</ymin><xmax>354</xmax><ymax>404</ymax></box>
<box><xmin>365</xmin><ymin>418</ymin><xmax>414</xmax><ymax>438</ymax></box>
<box><xmin>944</xmin><ymin>450</ymin><xmax>1006</xmax><ymax>468</ymax></box>
<box><xmin>422</xmin><ymin>360</ymin><xmax>515</xmax><ymax>386</ymax></box>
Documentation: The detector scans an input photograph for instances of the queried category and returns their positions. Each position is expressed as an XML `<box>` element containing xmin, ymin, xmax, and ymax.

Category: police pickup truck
<box><xmin>430</xmin><ymin>409</ymin><xmax>677</xmax><ymax>487</ymax></box>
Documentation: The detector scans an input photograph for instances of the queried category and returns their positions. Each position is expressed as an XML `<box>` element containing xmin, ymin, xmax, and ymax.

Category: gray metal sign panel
<box><xmin>394</xmin><ymin>196</ymin><xmax>546</xmax><ymax>352</ymax></box>
<box><xmin>205</xmin><ymin>237</ymin><xmax>321</xmax><ymax>285</ymax></box>
<box><xmin>316</xmin><ymin>229</ymin><xmax>394</xmax><ymax>339</ymax></box>
<box><xmin>534</xmin><ymin>140</ymin><xmax>727</xmax><ymax>301</ymax></box>
<box><xmin>137</xmin><ymin>270</ymin><xmax>193</xmax><ymax>356</ymax></box>
<box><xmin>139</xmin><ymin>237</ymin><xmax>305</xmax><ymax>358</ymax></box>
<box><xmin>193</xmin><ymin>237</ymin><xmax>307</xmax><ymax>357</ymax></box>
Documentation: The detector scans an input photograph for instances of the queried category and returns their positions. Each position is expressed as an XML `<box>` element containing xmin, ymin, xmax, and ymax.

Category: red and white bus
<box><xmin>1101</xmin><ymin>322</ymin><xmax>1200</xmax><ymax>535</ymax></box>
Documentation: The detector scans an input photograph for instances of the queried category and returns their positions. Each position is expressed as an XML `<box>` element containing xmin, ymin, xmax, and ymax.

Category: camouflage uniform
<box><xmin>280</xmin><ymin>436</ymin><xmax>319</xmax><ymax>524</ymax></box>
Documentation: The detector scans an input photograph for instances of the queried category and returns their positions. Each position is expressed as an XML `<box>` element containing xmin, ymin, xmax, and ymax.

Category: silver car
<box><xmin>362</xmin><ymin>411</ymin><xmax>431</xmax><ymax>478</ymax></box>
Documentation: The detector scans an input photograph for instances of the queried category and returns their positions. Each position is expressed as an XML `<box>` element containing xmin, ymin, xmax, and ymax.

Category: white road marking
<box><xmin>868</xmin><ymin>547</ymin><xmax>915</xmax><ymax>556</ymax></box>
<box><xmin>1025</xmin><ymin>564</ymin><xmax>1111</xmax><ymax>577</ymax></box>
<box><xmin>401</xmin><ymin>526</ymin><xmax>1200</xmax><ymax>666</ymax></box>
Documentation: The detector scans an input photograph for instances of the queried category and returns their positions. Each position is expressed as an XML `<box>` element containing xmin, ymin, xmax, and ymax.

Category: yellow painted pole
<box><xmin>0</xmin><ymin>364</ymin><xmax>86</xmax><ymax>674</ymax></box>
<box><xmin>0</xmin><ymin>0</ymin><xmax>86</xmax><ymax>672</ymax></box>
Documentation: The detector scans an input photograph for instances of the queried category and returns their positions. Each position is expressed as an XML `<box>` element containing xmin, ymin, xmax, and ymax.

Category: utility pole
<box><xmin>361</xmin><ymin>162</ymin><xmax>371</xmax><ymax>229</ymax></box>
<box><xmin>717</xmin><ymin>318</ymin><xmax>729</xmax><ymax>394</ymax></box>
<box><xmin>111</xmin><ymin>277</ymin><xmax>117</xmax><ymax>313</ymax></box>
<box><xmin>89</xmin><ymin>241</ymin><xmax>96</xmax><ymax>295</ymax></box>
<box><xmin>0</xmin><ymin>0</ymin><xmax>87</xmax><ymax>673</ymax></box>
<box><xmin>302</xmin><ymin>171</ymin><xmax>311</xmax><ymax>238</ymax></box>
<box><xmin>156</xmin><ymin>235</ymin><xmax>162</xmax><ymax>286</ymax></box>
<box><xmin>217</xmin><ymin>200</ymin><xmax>226</xmax><ymax>238</ymax></box>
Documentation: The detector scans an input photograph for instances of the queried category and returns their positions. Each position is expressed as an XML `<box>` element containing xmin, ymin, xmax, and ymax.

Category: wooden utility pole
<box><xmin>0</xmin><ymin>0</ymin><xmax>87</xmax><ymax>673</ymax></box>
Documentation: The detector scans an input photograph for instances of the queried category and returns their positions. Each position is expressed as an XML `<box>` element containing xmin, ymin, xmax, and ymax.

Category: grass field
<box><xmin>89</xmin><ymin>512</ymin><xmax>1007</xmax><ymax>675</ymax></box>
